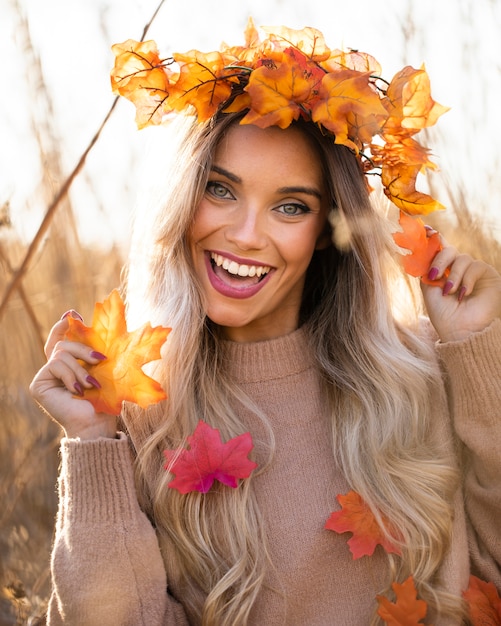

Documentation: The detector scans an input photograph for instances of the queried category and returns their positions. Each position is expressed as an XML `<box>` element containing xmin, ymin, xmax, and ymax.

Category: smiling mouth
<box><xmin>210</xmin><ymin>252</ymin><xmax>271</xmax><ymax>284</ymax></box>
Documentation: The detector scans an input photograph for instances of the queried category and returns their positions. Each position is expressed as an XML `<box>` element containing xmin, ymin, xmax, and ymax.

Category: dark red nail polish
<box><xmin>427</xmin><ymin>267</ymin><xmax>439</xmax><ymax>281</ymax></box>
<box><xmin>61</xmin><ymin>309</ymin><xmax>83</xmax><ymax>321</ymax></box>
<box><xmin>86</xmin><ymin>375</ymin><xmax>101</xmax><ymax>389</ymax></box>
<box><xmin>90</xmin><ymin>351</ymin><xmax>107</xmax><ymax>361</ymax></box>
<box><xmin>73</xmin><ymin>382</ymin><xmax>84</xmax><ymax>396</ymax></box>
<box><xmin>458</xmin><ymin>286</ymin><xmax>467</xmax><ymax>302</ymax></box>
<box><xmin>442</xmin><ymin>280</ymin><xmax>454</xmax><ymax>296</ymax></box>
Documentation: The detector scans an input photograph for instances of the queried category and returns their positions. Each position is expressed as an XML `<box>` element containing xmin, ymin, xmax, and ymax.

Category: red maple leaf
<box><xmin>325</xmin><ymin>490</ymin><xmax>401</xmax><ymax>559</ymax></box>
<box><xmin>376</xmin><ymin>576</ymin><xmax>429</xmax><ymax>625</ymax></box>
<box><xmin>463</xmin><ymin>575</ymin><xmax>501</xmax><ymax>626</ymax></box>
<box><xmin>163</xmin><ymin>420</ymin><xmax>258</xmax><ymax>494</ymax></box>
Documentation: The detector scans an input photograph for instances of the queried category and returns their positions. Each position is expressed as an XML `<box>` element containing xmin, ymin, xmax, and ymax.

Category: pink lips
<box><xmin>205</xmin><ymin>252</ymin><xmax>273</xmax><ymax>300</ymax></box>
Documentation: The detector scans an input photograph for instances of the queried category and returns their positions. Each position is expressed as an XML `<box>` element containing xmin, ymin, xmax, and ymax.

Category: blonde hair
<box><xmin>123</xmin><ymin>112</ymin><xmax>463</xmax><ymax>624</ymax></box>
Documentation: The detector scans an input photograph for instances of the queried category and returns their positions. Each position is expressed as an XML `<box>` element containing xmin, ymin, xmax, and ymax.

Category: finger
<box><xmin>51</xmin><ymin>339</ymin><xmax>106</xmax><ymax>364</ymax></box>
<box><xmin>50</xmin><ymin>347</ymin><xmax>102</xmax><ymax>392</ymax></box>
<box><xmin>61</xmin><ymin>309</ymin><xmax>84</xmax><ymax>322</ymax></box>
<box><xmin>427</xmin><ymin>243</ymin><xmax>458</xmax><ymax>282</ymax></box>
<box><xmin>439</xmin><ymin>253</ymin><xmax>473</xmax><ymax>296</ymax></box>
<box><xmin>44</xmin><ymin>310</ymin><xmax>84</xmax><ymax>358</ymax></box>
<box><xmin>35</xmin><ymin>357</ymin><xmax>85</xmax><ymax>398</ymax></box>
<box><xmin>424</xmin><ymin>225</ymin><xmax>438</xmax><ymax>238</ymax></box>
<box><xmin>450</xmin><ymin>259</ymin><xmax>492</xmax><ymax>300</ymax></box>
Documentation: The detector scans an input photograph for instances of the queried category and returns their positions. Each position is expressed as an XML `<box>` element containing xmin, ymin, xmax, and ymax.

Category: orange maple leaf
<box><xmin>311</xmin><ymin>69</ymin><xmax>387</xmax><ymax>152</ymax></box>
<box><xmin>393</xmin><ymin>211</ymin><xmax>448</xmax><ymax>286</ymax></box>
<box><xmin>240</xmin><ymin>48</ymin><xmax>321</xmax><ymax>129</ymax></box>
<box><xmin>111</xmin><ymin>39</ymin><xmax>173</xmax><ymax>128</ymax></box>
<box><xmin>382</xmin><ymin>65</ymin><xmax>450</xmax><ymax>138</ymax></box>
<box><xmin>167</xmin><ymin>50</ymin><xmax>239</xmax><ymax>121</ymax></box>
<box><xmin>377</xmin><ymin>576</ymin><xmax>429</xmax><ymax>625</ymax></box>
<box><xmin>325</xmin><ymin>490</ymin><xmax>401</xmax><ymax>559</ymax></box>
<box><xmin>463</xmin><ymin>575</ymin><xmax>501</xmax><ymax>626</ymax></box>
<box><xmin>64</xmin><ymin>290</ymin><xmax>170</xmax><ymax>415</ymax></box>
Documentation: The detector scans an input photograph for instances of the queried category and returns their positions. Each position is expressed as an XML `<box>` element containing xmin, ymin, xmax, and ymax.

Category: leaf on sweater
<box><xmin>376</xmin><ymin>576</ymin><xmax>428</xmax><ymax>625</ymax></box>
<box><xmin>463</xmin><ymin>575</ymin><xmax>501</xmax><ymax>626</ymax></box>
<box><xmin>393</xmin><ymin>211</ymin><xmax>448</xmax><ymax>285</ymax></box>
<box><xmin>163</xmin><ymin>420</ymin><xmax>258</xmax><ymax>494</ymax></box>
<box><xmin>65</xmin><ymin>289</ymin><xmax>170</xmax><ymax>415</ymax></box>
<box><xmin>324</xmin><ymin>490</ymin><xmax>401</xmax><ymax>559</ymax></box>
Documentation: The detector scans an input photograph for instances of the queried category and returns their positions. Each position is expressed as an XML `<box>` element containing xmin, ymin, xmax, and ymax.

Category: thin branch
<box><xmin>0</xmin><ymin>99</ymin><xmax>118</xmax><ymax>322</ymax></box>
<box><xmin>0</xmin><ymin>0</ymin><xmax>169</xmax><ymax>323</ymax></box>
<box><xmin>140</xmin><ymin>0</ymin><xmax>167</xmax><ymax>42</ymax></box>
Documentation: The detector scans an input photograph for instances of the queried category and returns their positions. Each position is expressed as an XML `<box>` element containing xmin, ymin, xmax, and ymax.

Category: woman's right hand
<box><xmin>29</xmin><ymin>310</ymin><xmax>118</xmax><ymax>440</ymax></box>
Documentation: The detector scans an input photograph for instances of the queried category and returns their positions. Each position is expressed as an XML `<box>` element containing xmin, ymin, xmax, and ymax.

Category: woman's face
<box><xmin>188</xmin><ymin>122</ymin><xmax>329</xmax><ymax>342</ymax></box>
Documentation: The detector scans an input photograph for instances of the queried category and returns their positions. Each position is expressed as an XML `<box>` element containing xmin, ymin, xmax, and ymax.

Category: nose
<box><xmin>225</xmin><ymin>205</ymin><xmax>267</xmax><ymax>250</ymax></box>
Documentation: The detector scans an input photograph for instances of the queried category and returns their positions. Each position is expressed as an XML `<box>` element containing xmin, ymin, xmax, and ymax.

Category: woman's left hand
<box><xmin>422</xmin><ymin>240</ymin><xmax>501</xmax><ymax>343</ymax></box>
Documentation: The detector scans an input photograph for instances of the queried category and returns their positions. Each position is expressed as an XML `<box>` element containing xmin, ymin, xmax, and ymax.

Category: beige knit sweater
<box><xmin>47</xmin><ymin>319</ymin><xmax>501</xmax><ymax>625</ymax></box>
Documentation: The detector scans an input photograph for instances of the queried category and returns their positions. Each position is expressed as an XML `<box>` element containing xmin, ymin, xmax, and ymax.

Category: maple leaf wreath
<box><xmin>110</xmin><ymin>18</ymin><xmax>452</xmax><ymax>285</ymax></box>
<box><xmin>110</xmin><ymin>17</ymin><xmax>449</xmax><ymax>220</ymax></box>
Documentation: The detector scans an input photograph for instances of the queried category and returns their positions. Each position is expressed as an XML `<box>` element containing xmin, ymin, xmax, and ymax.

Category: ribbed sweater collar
<box><xmin>220</xmin><ymin>326</ymin><xmax>315</xmax><ymax>384</ymax></box>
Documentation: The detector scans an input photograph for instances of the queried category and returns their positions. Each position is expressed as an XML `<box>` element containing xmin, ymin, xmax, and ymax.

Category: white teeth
<box><xmin>210</xmin><ymin>252</ymin><xmax>270</xmax><ymax>278</ymax></box>
<box><xmin>228</xmin><ymin>261</ymin><xmax>239</xmax><ymax>275</ymax></box>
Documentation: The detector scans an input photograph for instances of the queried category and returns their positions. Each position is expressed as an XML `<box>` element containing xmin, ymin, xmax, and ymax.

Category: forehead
<box><xmin>213</xmin><ymin>122</ymin><xmax>325</xmax><ymax>184</ymax></box>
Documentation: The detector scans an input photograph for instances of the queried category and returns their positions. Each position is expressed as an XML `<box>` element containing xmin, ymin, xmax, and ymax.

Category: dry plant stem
<box><xmin>0</xmin><ymin>99</ymin><xmax>118</xmax><ymax>323</ymax></box>
<box><xmin>0</xmin><ymin>245</ymin><xmax>45</xmax><ymax>352</ymax></box>
<box><xmin>0</xmin><ymin>0</ymin><xmax>169</xmax><ymax>324</ymax></box>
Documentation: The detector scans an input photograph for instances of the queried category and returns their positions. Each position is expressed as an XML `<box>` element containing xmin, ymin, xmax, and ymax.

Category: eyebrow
<box><xmin>210</xmin><ymin>165</ymin><xmax>323</xmax><ymax>200</ymax></box>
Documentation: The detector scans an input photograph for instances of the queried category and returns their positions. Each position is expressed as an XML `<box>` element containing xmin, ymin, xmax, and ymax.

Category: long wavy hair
<box><xmin>123</xmin><ymin>111</ymin><xmax>464</xmax><ymax>625</ymax></box>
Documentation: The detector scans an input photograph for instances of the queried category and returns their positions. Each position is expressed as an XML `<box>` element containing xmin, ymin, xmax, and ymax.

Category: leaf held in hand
<box><xmin>393</xmin><ymin>211</ymin><xmax>447</xmax><ymax>286</ymax></box>
<box><xmin>325</xmin><ymin>490</ymin><xmax>401</xmax><ymax>559</ymax></box>
<box><xmin>463</xmin><ymin>575</ymin><xmax>501</xmax><ymax>626</ymax></box>
<box><xmin>376</xmin><ymin>576</ymin><xmax>428</xmax><ymax>625</ymax></box>
<box><xmin>163</xmin><ymin>420</ymin><xmax>258</xmax><ymax>494</ymax></box>
<box><xmin>65</xmin><ymin>289</ymin><xmax>170</xmax><ymax>415</ymax></box>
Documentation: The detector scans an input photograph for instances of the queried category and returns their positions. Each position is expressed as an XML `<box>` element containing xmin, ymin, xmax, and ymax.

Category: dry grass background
<box><xmin>1</xmin><ymin>2</ymin><xmax>500</xmax><ymax>625</ymax></box>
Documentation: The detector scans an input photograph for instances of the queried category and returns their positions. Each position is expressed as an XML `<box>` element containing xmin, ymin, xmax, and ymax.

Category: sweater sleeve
<box><xmin>436</xmin><ymin>318</ymin><xmax>501</xmax><ymax>588</ymax></box>
<box><xmin>47</xmin><ymin>433</ymin><xmax>189</xmax><ymax>626</ymax></box>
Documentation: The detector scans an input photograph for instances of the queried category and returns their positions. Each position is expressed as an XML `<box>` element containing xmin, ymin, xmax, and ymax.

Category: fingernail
<box><xmin>86</xmin><ymin>375</ymin><xmax>101</xmax><ymax>389</ymax></box>
<box><xmin>458</xmin><ymin>286</ymin><xmax>467</xmax><ymax>302</ymax></box>
<box><xmin>73</xmin><ymin>382</ymin><xmax>84</xmax><ymax>396</ymax></box>
<box><xmin>427</xmin><ymin>267</ymin><xmax>439</xmax><ymax>281</ymax></box>
<box><xmin>442</xmin><ymin>280</ymin><xmax>454</xmax><ymax>296</ymax></box>
<box><xmin>61</xmin><ymin>309</ymin><xmax>83</xmax><ymax>321</ymax></box>
<box><xmin>90</xmin><ymin>351</ymin><xmax>107</xmax><ymax>361</ymax></box>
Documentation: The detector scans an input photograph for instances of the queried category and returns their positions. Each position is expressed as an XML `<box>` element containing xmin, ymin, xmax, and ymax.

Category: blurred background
<box><xmin>1</xmin><ymin>0</ymin><xmax>500</xmax><ymax>623</ymax></box>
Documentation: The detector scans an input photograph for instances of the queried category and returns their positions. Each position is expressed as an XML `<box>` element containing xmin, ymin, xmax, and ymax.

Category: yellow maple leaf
<box><xmin>381</xmin><ymin>161</ymin><xmax>445</xmax><ymax>215</ymax></box>
<box><xmin>261</xmin><ymin>24</ymin><xmax>331</xmax><ymax>62</ymax></box>
<box><xmin>382</xmin><ymin>65</ymin><xmax>449</xmax><ymax>138</ymax></box>
<box><xmin>65</xmin><ymin>290</ymin><xmax>170</xmax><ymax>415</ymax></box>
<box><xmin>110</xmin><ymin>39</ymin><xmax>174</xmax><ymax>128</ymax></box>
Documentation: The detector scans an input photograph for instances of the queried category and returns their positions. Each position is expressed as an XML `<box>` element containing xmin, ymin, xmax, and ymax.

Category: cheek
<box><xmin>189</xmin><ymin>201</ymin><xmax>220</xmax><ymax>244</ymax></box>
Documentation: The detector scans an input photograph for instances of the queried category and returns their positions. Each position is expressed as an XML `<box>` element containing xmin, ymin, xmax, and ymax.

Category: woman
<box><xmin>30</xmin><ymin>23</ymin><xmax>501</xmax><ymax>626</ymax></box>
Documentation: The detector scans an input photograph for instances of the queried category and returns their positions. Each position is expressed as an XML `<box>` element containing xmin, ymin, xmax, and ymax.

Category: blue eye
<box><xmin>207</xmin><ymin>181</ymin><xmax>232</xmax><ymax>198</ymax></box>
